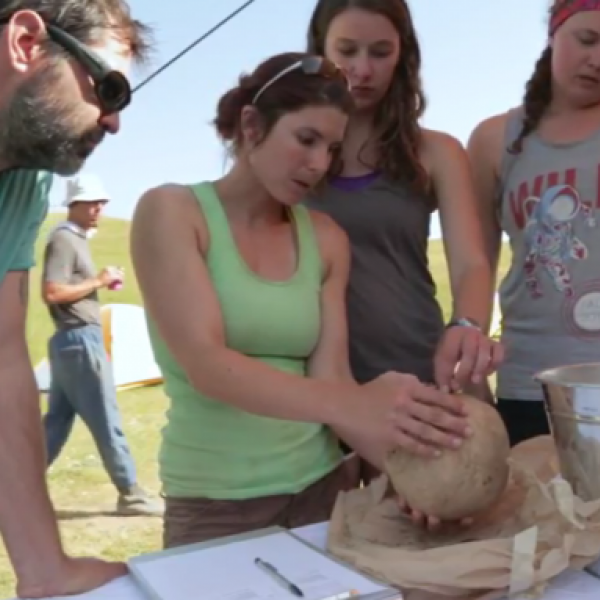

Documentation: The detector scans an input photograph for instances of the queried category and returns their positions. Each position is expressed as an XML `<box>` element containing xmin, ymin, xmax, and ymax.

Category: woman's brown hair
<box><xmin>307</xmin><ymin>0</ymin><xmax>428</xmax><ymax>194</ymax></box>
<box><xmin>509</xmin><ymin>2</ymin><xmax>565</xmax><ymax>154</ymax></box>
<box><xmin>213</xmin><ymin>52</ymin><xmax>353</xmax><ymax>156</ymax></box>
<box><xmin>508</xmin><ymin>46</ymin><xmax>553</xmax><ymax>154</ymax></box>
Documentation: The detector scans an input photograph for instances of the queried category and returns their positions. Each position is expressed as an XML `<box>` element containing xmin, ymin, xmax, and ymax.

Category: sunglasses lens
<box><xmin>97</xmin><ymin>72</ymin><xmax>131</xmax><ymax>113</ymax></box>
<box><xmin>307</xmin><ymin>56</ymin><xmax>345</xmax><ymax>84</ymax></box>
<box><xmin>304</xmin><ymin>56</ymin><xmax>324</xmax><ymax>75</ymax></box>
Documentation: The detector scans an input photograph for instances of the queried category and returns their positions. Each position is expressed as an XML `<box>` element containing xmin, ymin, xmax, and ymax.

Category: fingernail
<box><xmin>434</xmin><ymin>449</ymin><xmax>442</xmax><ymax>458</ymax></box>
<box><xmin>452</xmin><ymin>438</ymin><xmax>462</xmax><ymax>447</ymax></box>
<box><xmin>465</xmin><ymin>426</ymin><xmax>473</xmax><ymax>436</ymax></box>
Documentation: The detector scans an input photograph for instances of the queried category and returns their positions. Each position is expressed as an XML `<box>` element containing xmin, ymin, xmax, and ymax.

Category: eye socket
<box><xmin>297</xmin><ymin>133</ymin><xmax>317</xmax><ymax>146</ymax></box>
<box><xmin>575</xmin><ymin>29</ymin><xmax>600</xmax><ymax>46</ymax></box>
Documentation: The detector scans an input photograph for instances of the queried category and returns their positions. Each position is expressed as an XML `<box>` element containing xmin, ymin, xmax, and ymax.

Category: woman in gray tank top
<box><xmin>468</xmin><ymin>0</ymin><xmax>600</xmax><ymax>446</ymax></box>
<box><xmin>304</xmin><ymin>0</ymin><xmax>502</xmax><ymax>482</ymax></box>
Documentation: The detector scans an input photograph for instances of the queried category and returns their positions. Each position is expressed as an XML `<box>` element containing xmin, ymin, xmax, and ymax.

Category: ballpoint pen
<box><xmin>254</xmin><ymin>557</ymin><xmax>304</xmax><ymax>597</ymax></box>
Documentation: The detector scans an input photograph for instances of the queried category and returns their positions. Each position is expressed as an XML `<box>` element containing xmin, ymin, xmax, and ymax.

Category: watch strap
<box><xmin>446</xmin><ymin>317</ymin><xmax>481</xmax><ymax>331</ymax></box>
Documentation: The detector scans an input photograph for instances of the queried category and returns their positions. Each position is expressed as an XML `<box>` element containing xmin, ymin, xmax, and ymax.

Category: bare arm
<box><xmin>0</xmin><ymin>271</ymin><xmax>66</xmax><ymax>586</ymax></box>
<box><xmin>306</xmin><ymin>213</ymin><xmax>386</xmax><ymax>469</ymax></box>
<box><xmin>43</xmin><ymin>279</ymin><xmax>102</xmax><ymax>304</ymax></box>
<box><xmin>466</xmin><ymin>115</ymin><xmax>506</xmax><ymax>295</ymax></box>
<box><xmin>0</xmin><ymin>170</ymin><xmax>125</xmax><ymax>597</ymax></box>
<box><xmin>426</xmin><ymin>130</ymin><xmax>494</xmax><ymax>330</ymax></box>
<box><xmin>306</xmin><ymin>213</ymin><xmax>354</xmax><ymax>383</ymax></box>
<box><xmin>130</xmin><ymin>185</ymin><xmax>366</xmax><ymax>427</ymax></box>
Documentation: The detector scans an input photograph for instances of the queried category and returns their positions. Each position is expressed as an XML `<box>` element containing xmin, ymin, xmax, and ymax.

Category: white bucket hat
<box><xmin>63</xmin><ymin>173</ymin><xmax>110</xmax><ymax>207</ymax></box>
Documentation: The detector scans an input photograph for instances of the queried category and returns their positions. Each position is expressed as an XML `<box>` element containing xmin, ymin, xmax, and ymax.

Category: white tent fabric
<box><xmin>35</xmin><ymin>303</ymin><xmax>163</xmax><ymax>393</ymax></box>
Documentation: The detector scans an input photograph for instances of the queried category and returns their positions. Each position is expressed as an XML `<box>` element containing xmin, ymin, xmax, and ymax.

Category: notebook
<box><xmin>128</xmin><ymin>525</ymin><xmax>401</xmax><ymax>600</ymax></box>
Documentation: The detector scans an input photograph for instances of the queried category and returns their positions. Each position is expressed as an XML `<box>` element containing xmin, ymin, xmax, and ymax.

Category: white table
<box><xmin>10</xmin><ymin>522</ymin><xmax>600</xmax><ymax>599</ymax></box>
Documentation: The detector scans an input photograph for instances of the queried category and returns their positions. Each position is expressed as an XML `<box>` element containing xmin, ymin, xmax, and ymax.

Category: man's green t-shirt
<box><xmin>0</xmin><ymin>169</ymin><xmax>53</xmax><ymax>281</ymax></box>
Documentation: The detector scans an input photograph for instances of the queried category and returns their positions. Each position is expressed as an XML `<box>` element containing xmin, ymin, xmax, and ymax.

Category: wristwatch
<box><xmin>446</xmin><ymin>317</ymin><xmax>481</xmax><ymax>331</ymax></box>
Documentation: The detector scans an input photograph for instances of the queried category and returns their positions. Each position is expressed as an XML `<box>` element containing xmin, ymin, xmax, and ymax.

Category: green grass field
<box><xmin>0</xmin><ymin>213</ymin><xmax>510</xmax><ymax>598</ymax></box>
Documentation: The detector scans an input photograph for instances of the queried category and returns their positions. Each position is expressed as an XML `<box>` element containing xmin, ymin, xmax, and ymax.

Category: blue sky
<box><xmin>50</xmin><ymin>0</ymin><xmax>551</xmax><ymax>238</ymax></box>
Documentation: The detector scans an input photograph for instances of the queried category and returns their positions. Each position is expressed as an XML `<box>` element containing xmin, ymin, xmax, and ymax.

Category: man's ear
<box><xmin>6</xmin><ymin>10</ymin><xmax>48</xmax><ymax>73</ymax></box>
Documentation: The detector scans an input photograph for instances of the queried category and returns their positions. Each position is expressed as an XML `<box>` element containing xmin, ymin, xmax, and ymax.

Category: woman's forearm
<box><xmin>195</xmin><ymin>347</ymin><xmax>389</xmax><ymax>470</ymax></box>
<box><xmin>307</xmin><ymin>357</ymin><xmax>387</xmax><ymax>468</ymax></box>
<box><xmin>331</xmin><ymin>424</ymin><xmax>386</xmax><ymax>470</ymax></box>
<box><xmin>185</xmin><ymin>345</ymin><xmax>365</xmax><ymax>428</ymax></box>
<box><xmin>452</xmin><ymin>263</ymin><xmax>495</xmax><ymax>332</ymax></box>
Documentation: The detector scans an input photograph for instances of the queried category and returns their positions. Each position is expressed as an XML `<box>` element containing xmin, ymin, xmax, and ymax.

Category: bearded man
<box><xmin>0</xmin><ymin>2</ymin><xmax>153</xmax><ymax>597</ymax></box>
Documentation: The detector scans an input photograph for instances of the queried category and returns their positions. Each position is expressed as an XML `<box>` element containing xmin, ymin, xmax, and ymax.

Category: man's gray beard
<box><xmin>0</xmin><ymin>69</ymin><xmax>94</xmax><ymax>176</ymax></box>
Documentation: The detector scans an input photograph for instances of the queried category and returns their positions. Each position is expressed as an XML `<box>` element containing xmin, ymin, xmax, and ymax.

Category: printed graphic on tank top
<box><xmin>497</xmin><ymin>107</ymin><xmax>600</xmax><ymax>401</ymax></box>
<box><xmin>519</xmin><ymin>182</ymin><xmax>595</xmax><ymax>299</ymax></box>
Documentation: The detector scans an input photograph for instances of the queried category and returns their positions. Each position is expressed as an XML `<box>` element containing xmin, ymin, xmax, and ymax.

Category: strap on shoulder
<box><xmin>494</xmin><ymin>106</ymin><xmax>524</xmax><ymax>220</ymax></box>
<box><xmin>292</xmin><ymin>204</ymin><xmax>325</xmax><ymax>282</ymax></box>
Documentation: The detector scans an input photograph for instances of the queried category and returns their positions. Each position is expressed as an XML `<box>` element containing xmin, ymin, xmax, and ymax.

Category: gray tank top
<box><xmin>305</xmin><ymin>174</ymin><xmax>444</xmax><ymax>384</ymax></box>
<box><xmin>497</xmin><ymin>107</ymin><xmax>600</xmax><ymax>401</ymax></box>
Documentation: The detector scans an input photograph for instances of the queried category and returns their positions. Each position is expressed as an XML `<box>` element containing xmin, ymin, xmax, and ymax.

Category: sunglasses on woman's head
<box><xmin>0</xmin><ymin>18</ymin><xmax>131</xmax><ymax>114</ymax></box>
<box><xmin>252</xmin><ymin>55</ymin><xmax>351</xmax><ymax>104</ymax></box>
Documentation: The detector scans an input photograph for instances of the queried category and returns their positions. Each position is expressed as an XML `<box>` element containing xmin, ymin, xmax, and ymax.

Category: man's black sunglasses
<box><xmin>0</xmin><ymin>19</ymin><xmax>131</xmax><ymax>114</ymax></box>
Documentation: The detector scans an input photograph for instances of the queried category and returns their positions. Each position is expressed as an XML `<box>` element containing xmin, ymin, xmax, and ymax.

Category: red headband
<box><xmin>549</xmin><ymin>0</ymin><xmax>600</xmax><ymax>35</ymax></box>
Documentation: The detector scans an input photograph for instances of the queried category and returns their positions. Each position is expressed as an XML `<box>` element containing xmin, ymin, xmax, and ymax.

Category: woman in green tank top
<box><xmin>130</xmin><ymin>52</ymin><xmax>472</xmax><ymax>548</ymax></box>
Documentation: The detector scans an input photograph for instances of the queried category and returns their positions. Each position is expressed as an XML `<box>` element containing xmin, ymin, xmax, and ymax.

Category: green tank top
<box><xmin>147</xmin><ymin>181</ymin><xmax>343</xmax><ymax>499</ymax></box>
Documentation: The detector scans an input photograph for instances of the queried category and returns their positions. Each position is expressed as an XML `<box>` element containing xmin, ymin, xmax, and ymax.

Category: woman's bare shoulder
<box><xmin>305</xmin><ymin>208</ymin><xmax>350</xmax><ymax>278</ymax></box>
<box><xmin>131</xmin><ymin>183</ymin><xmax>209</xmax><ymax>251</ymax></box>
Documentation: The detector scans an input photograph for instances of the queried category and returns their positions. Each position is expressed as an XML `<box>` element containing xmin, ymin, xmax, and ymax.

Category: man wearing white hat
<box><xmin>41</xmin><ymin>173</ymin><xmax>160</xmax><ymax>518</ymax></box>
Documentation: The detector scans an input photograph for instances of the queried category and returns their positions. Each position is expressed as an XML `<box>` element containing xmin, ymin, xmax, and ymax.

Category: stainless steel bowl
<box><xmin>535</xmin><ymin>363</ymin><xmax>600</xmax><ymax>503</ymax></box>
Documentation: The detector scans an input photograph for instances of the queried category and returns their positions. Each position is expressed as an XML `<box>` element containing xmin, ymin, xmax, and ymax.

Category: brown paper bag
<box><xmin>327</xmin><ymin>435</ymin><xmax>600</xmax><ymax>600</ymax></box>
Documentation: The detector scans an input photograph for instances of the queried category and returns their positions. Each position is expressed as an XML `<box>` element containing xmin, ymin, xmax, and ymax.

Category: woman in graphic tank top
<box><xmin>469</xmin><ymin>0</ymin><xmax>600</xmax><ymax>446</ymax></box>
<box><xmin>304</xmin><ymin>0</ymin><xmax>503</xmax><ymax>482</ymax></box>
